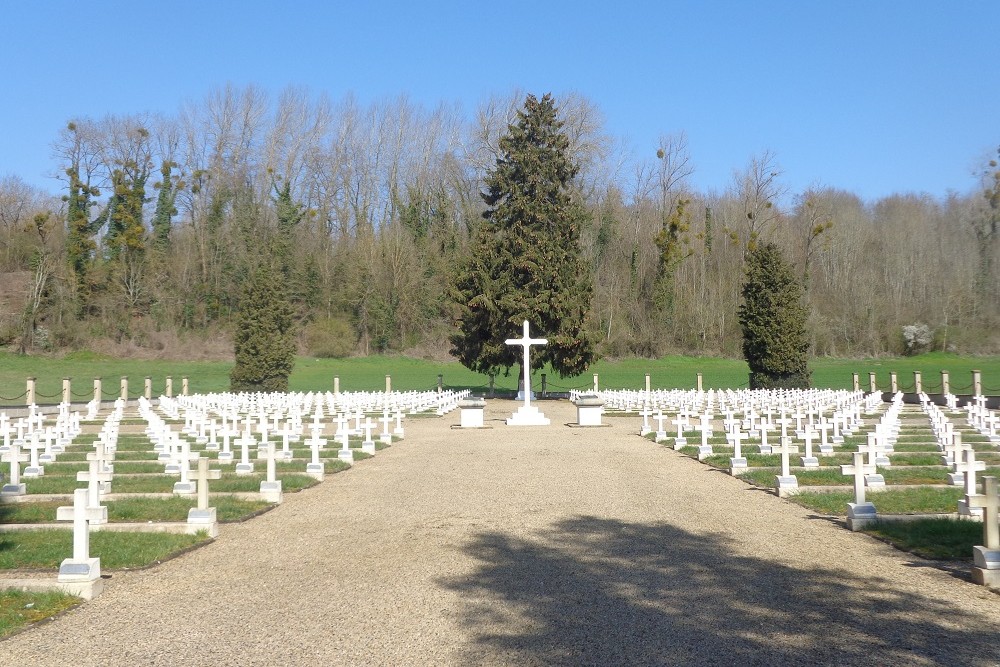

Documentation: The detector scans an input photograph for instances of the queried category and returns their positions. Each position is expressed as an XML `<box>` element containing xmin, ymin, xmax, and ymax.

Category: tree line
<box><xmin>0</xmin><ymin>84</ymin><xmax>998</xmax><ymax>360</ymax></box>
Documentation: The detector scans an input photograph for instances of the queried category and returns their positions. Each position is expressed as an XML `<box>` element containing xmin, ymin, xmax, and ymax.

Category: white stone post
<box><xmin>334</xmin><ymin>375</ymin><xmax>340</xmax><ymax>395</ymax></box>
<box><xmin>890</xmin><ymin>372</ymin><xmax>898</xmax><ymax>393</ymax></box>
<box><xmin>182</xmin><ymin>377</ymin><xmax>189</xmax><ymax>396</ymax></box>
<box><xmin>593</xmin><ymin>373</ymin><xmax>599</xmax><ymax>392</ymax></box>
<box><xmin>973</xmin><ymin>370</ymin><xmax>983</xmax><ymax>397</ymax></box>
<box><xmin>696</xmin><ymin>373</ymin><xmax>703</xmax><ymax>392</ymax></box>
<box><xmin>62</xmin><ymin>377</ymin><xmax>71</xmax><ymax>404</ymax></box>
<box><xmin>869</xmin><ymin>372</ymin><xmax>877</xmax><ymax>393</ymax></box>
<box><xmin>914</xmin><ymin>371</ymin><xmax>922</xmax><ymax>394</ymax></box>
<box><xmin>165</xmin><ymin>376</ymin><xmax>173</xmax><ymax>398</ymax></box>
<box><xmin>93</xmin><ymin>377</ymin><xmax>102</xmax><ymax>404</ymax></box>
<box><xmin>852</xmin><ymin>373</ymin><xmax>860</xmax><ymax>391</ymax></box>
<box><xmin>385</xmin><ymin>375</ymin><xmax>391</xmax><ymax>393</ymax></box>
<box><xmin>120</xmin><ymin>376</ymin><xmax>128</xmax><ymax>401</ymax></box>
<box><xmin>942</xmin><ymin>371</ymin><xmax>950</xmax><ymax>395</ymax></box>
<box><xmin>26</xmin><ymin>377</ymin><xmax>36</xmax><ymax>406</ymax></box>
<box><xmin>144</xmin><ymin>376</ymin><xmax>152</xmax><ymax>400</ymax></box>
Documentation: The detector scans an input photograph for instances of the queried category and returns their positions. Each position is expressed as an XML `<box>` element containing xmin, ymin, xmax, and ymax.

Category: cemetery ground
<box><xmin>3</xmin><ymin>399</ymin><xmax>1000</xmax><ymax>665</ymax></box>
<box><xmin>0</xmin><ymin>399</ymin><xmax>388</xmax><ymax>639</ymax></box>
<box><xmin>4</xmin><ymin>350</ymin><xmax>1000</xmax><ymax>405</ymax></box>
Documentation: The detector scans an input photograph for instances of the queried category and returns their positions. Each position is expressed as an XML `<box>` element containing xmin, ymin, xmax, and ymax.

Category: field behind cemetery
<box><xmin>3</xmin><ymin>351</ymin><xmax>1000</xmax><ymax>405</ymax></box>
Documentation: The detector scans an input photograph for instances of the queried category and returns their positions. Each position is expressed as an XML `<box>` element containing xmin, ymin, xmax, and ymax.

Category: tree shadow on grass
<box><xmin>441</xmin><ymin>516</ymin><xmax>1000</xmax><ymax>666</ymax></box>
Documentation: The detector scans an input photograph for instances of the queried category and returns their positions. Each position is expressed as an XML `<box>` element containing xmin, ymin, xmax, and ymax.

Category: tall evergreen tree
<box><xmin>229</xmin><ymin>265</ymin><xmax>296</xmax><ymax>393</ymax></box>
<box><xmin>450</xmin><ymin>93</ymin><xmax>595</xmax><ymax>379</ymax></box>
<box><xmin>738</xmin><ymin>242</ymin><xmax>811</xmax><ymax>389</ymax></box>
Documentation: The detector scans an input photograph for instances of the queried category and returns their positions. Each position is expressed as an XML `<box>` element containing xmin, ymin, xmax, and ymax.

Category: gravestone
<box><xmin>188</xmin><ymin>457</ymin><xmax>222</xmax><ymax>537</ymax></box>
<box><xmin>775</xmin><ymin>437</ymin><xmax>799</xmax><ymax>497</ymax></box>
<box><xmin>259</xmin><ymin>442</ymin><xmax>283</xmax><ymax>503</ymax></box>
<box><xmin>841</xmin><ymin>451</ymin><xmax>877</xmax><ymax>531</ymax></box>
<box><xmin>968</xmin><ymin>476</ymin><xmax>1000</xmax><ymax>587</ymax></box>
<box><xmin>57</xmin><ymin>488</ymin><xmax>102</xmax><ymax>594</ymax></box>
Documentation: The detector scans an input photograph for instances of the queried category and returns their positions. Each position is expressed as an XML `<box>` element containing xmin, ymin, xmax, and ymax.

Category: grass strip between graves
<box><xmin>0</xmin><ymin>530</ymin><xmax>207</xmax><ymax>570</ymax></box>
<box><xmin>0</xmin><ymin>590</ymin><xmax>80</xmax><ymax>639</ymax></box>
<box><xmin>788</xmin><ymin>487</ymin><xmax>965</xmax><ymax>516</ymax></box>
<box><xmin>863</xmin><ymin>518</ymin><xmax>982</xmax><ymax>561</ymax></box>
<box><xmin>0</xmin><ymin>496</ymin><xmax>270</xmax><ymax>524</ymax></box>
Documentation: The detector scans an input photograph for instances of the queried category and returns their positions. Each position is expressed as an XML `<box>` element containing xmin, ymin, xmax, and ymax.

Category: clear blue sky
<box><xmin>2</xmin><ymin>0</ymin><xmax>997</xmax><ymax>203</ymax></box>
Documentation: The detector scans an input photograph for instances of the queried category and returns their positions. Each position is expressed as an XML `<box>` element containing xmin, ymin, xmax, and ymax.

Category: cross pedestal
<box><xmin>505</xmin><ymin>321</ymin><xmax>550</xmax><ymax>426</ymax></box>
<box><xmin>968</xmin><ymin>476</ymin><xmax>1000</xmax><ymax>587</ymax></box>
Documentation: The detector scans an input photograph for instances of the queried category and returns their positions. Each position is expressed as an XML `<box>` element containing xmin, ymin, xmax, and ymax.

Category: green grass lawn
<box><xmin>863</xmin><ymin>518</ymin><xmax>982</xmax><ymax>560</ymax></box>
<box><xmin>0</xmin><ymin>530</ymin><xmax>207</xmax><ymax>570</ymax></box>
<box><xmin>5</xmin><ymin>350</ymin><xmax>1000</xmax><ymax>404</ymax></box>
<box><xmin>789</xmin><ymin>487</ymin><xmax>965</xmax><ymax>515</ymax></box>
<box><xmin>0</xmin><ymin>590</ymin><xmax>80</xmax><ymax>639</ymax></box>
<box><xmin>0</xmin><ymin>496</ymin><xmax>270</xmax><ymax>523</ymax></box>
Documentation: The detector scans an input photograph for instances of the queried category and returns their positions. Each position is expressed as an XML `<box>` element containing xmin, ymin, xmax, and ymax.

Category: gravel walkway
<box><xmin>4</xmin><ymin>400</ymin><xmax>999</xmax><ymax>666</ymax></box>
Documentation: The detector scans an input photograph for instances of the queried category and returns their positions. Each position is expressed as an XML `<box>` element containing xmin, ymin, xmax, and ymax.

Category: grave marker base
<box><xmin>58</xmin><ymin>557</ymin><xmax>100</xmax><ymax>583</ymax></box>
<box><xmin>187</xmin><ymin>508</ymin><xmax>219</xmax><ymax>538</ymax></box>
<box><xmin>957</xmin><ymin>499</ymin><xmax>985</xmax><ymax>518</ymax></box>
<box><xmin>846</xmin><ymin>502</ymin><xmax>877</xmax><ymax>531</ymax></box>
<box><xmin>338</xmin><ymin>450</ymin><xmax>354</xmax><ymax>465</ymax></box>
<box><xmin>1</xmin><ymin>484</ymin><xmax>26</xmax><ymax>496</ymax></box>
<box><xmin>235</xmin><ymin>463</ymin><xmax>254</xmax><ymax>475</ymax></box>
<box><xmin>775</xmin><ymin>475</ymin><xmax>799</xmax><ymax>497</ymax></box>
<box><xmin>306</xmin><ymin>463</ymin><xmax>325</xmax><ymax>481</ymax></box>
<box><xmin>800</xmin><ymin>457</ymin><xmax>820</xmax><ymax>468</ymax></box>
<box><xmin>260</xmin><ymin>480</ymin><xmax>282</xmax><ymax>503</ymax></box>
<box><xmin>506</xmin><ymin>406</ymin><xmax>550</xmax><ymax>426</ymax></box>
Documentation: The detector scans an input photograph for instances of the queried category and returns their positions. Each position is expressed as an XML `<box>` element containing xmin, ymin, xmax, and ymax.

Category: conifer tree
<box><xmin>450</xmin><ymin>93</ymin><xmax>595</xmax><ymax>379</ymax></box>
<box><xmin>229</xmin><ymin>265</ymin><xmax>296</xmax><ymax>393</ymax></box>
<box><xmin>738</xmin><ymin>242</ymin><xmax>811</xmax><ymax>389</ymax></box>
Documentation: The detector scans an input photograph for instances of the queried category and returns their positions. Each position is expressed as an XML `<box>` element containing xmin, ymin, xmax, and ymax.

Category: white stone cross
<box><xmin>1</xmin><ymin>440</ymin><xmax>30</xmax><ymax>495</ymax></box>
<box><xmin>506</xmin><ymin>319</ymin><xmax>547</xmax><ymax>411</ymax></box>
<box><xmin>194</xmin><ymin>456</ymin><xmax>222</xmax><ymax>511</ymax></box>
<box><xmin>968</xmin><ymin>476</ymin><xmax>999</xmax><ymax>550</ymax></box>
<box><xmin>841</xmin><ymin>451</ymin><xmax>877</xmax><ymax>505</ymax></box>
<box><xmin>58</xmin><ymin>487</ymin><xmax>100</xmax><ymax>584</ymax></box>
<box><xmin>505</xmin><ymin>320</ymin><xmax>550</xmax><ymax>426</ymax></box>
<box><xmin>731</xmin><ymin>427</ymin><xmax>745</xmax><ymax>461</ymax></box>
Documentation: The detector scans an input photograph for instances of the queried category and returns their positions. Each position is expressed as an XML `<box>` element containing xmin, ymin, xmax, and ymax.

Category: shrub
<box><xmin>302</xmin><ymin>317</ymin><xmax>356</xmax><ymax>358</ymax></box>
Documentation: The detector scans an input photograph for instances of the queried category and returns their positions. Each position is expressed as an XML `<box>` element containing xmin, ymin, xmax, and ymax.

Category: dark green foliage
<box><xmin>152</xmin><ymin>160</ymin><xmax>179</xmax><ymax>249</ymax></box>
<box><xmin>229</xmin><ymin>265</ymin><xmax>296</xmax><ymax>392</ymax></box>
<box><xmin>738</xmin><ymin>242</ymin><xmax>810</xmax><ymax>389</ymax></box>
<box><xmin>450</xmin><ymin>94</ymin><xmax>595</xmax><ymax>378</ymax></box>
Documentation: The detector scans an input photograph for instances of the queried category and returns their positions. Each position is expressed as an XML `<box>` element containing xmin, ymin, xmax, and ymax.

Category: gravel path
<box><xmin>4</xmin><ymin>400</ymin><xmax>999</xmax><ymax>666</ymax></box>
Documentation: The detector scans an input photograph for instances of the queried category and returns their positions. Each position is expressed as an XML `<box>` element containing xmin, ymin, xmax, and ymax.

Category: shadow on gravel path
<box><xmin>443</xmin><ymin>516</ymin><xmax>1000</xmax><ymax>666</ymax></box>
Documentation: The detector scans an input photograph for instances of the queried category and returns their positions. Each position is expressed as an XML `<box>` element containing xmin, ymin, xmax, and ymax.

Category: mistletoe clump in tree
<box><xmin>450</xmin><ymin>93</ymin><xmax>595</xmax><ymax>380</ymax></box>
<box><xmin>229</xmin><ymin>264</ymin><xmax>296</xmax><ymax>393</ymax></box>
<box><xmin>738</xmin><ymin>241</ymin><xmax>811</xmax><ymax>389</ymax></box>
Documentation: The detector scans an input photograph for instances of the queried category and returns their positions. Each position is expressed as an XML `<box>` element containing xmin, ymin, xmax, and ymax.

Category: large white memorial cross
<box><xmin>505</xmin><ymin>320</ymin><xmax>550</xmax><ymax>426</ymax></box>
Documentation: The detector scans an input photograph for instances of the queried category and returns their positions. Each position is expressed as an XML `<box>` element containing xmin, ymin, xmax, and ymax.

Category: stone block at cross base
<box><xmin>972</xmin><ymin>547</ymin><xmax>1000</xmax><ymax>587</ymax></box>
<box><xmin>260</xmin><ymin>480</ymin><xmax>283</xmax><ymax>504</ymax></box>
<box><xmin>187</xmin><ymin>508</ymin><xmax>219</xmax><ymax>538</ymax></box>
<box><xmin>673</xmin><ymin>437</ymin><xmax>687</xmax><ymax>450</ymax></box>
<box><xmin>776</xmin><ymin>475</ymin><xmax>799</xmax><ymax>498</ymax></box>
<box><xmin>729</xmin><ymin>458</ymin><xmax>747</xmax><ymax>475</ymax></box>
<box><xmin>846</xmin><ymin>502</ymin><xmax>877</xmax><ymax>532</ymax></box>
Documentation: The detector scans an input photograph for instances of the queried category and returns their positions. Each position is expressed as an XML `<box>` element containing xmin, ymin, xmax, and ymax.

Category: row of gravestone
<box><xmin>613</xmin><ymin>387</ymin><xmax>1000</xmax><ymax>589</ymax></box>
<box><xmin>0</xmin><ymin>387</ymin><xmax>465</xmax><ymax>600</ymax></box>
